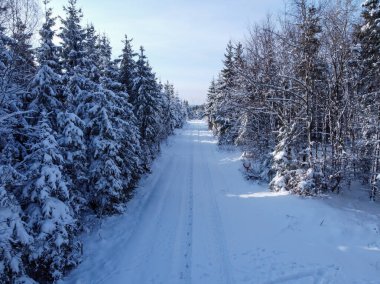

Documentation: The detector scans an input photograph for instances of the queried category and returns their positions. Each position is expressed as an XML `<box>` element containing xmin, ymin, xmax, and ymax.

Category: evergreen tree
<box><xmin>161</xmin><ymin>82</ymin><xmax>186</xmax><ymax>137</ymax></box>
<box><xmin>0</xmin><ymin>184</ymin><xmax>33</xmax><ymax>283</ymax></box>
<box><xmin>358</xmin><ymin>0</ymin><xmax>380</xmax><ymax>85</ymax></box>
<box><xmin>205</xmin><ymin>79</ymin><xmax>217</xmax><ymax>131</ymax></box>
<box><xmin>58</xmin><ymin>0</ymin><xmax>88</xmax><ymax>209</ymax></box>
<box><xmin>59</xmin><ymin>0</ymin><xmax>86</xmax><ymax>74</ymax></box>
<box><xmin>119</xmin><ymin>35</ymin><xmax>137</xmax><ymax>104</ymax></box>
<box><xmin>22</xmin><ymin>3</ymin><xmax>81</xmax><ymax>280</ymax></box>
<box><xmin>213</xmin><ymin>41</ymin><xmax>236</xmax><ymax>144</ymax></box>
<box><xmin>83</xmin><ymin>24</ymin><xmax>101</xmax><ymax>83</ymax></box>
<box><xmin>28</xmin><ymin>2</ymin><xmax>62</xmax><ymax>126</ymax></box>
<box><xmin>133</xmin><ymin>46</ymin><xmax>163</xmax><ymax>169</ymax></box>
<box><xmin>10</xmin><ymin>18</ymin><xmax>35</xmax><ymax>88</ymax></box>
<box><xmin>0</xmin><ymin>17</ymin><xmax>29</xmax><ymax>178</ymax></box>
<box><xmin>85</xmin><ymin>36</ymin><xmax>142</xmax><ymax>214</ymax></box>
<box><xmin>56</xmin><ymin>110</ymin><xmax>86</xmax><ymax>212</ymax></box>
<box><xmin>22</xmin><ymin>115</ymin><xmax>79</xmax><ymax>282</ymax></box>
<box><xmin>211</xmin><ymin>41</ymin><xmax>246</xmax><ymax>145</ymax></box>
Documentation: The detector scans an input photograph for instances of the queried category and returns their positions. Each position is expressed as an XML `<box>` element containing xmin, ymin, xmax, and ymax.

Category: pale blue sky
<box><xmin>46</xmin><ymin>0</ymin><xmax>283</xmax><ymax>104</ymax></box>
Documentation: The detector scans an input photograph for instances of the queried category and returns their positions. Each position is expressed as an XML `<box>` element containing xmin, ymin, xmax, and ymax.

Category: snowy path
<box><xmin>63</xmin><ymin>120</ymin><xmax>380</xmax><ymax>284</ymax></box>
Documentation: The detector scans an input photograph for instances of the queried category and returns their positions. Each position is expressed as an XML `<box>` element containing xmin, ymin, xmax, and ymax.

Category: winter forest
<box><xmin>1</xmin><ymin>0</ymin><xmax>380</xmax><ymax>283</ymax></box>
<box><xmin>0</xmin><ymin>0</ymin><xmax>187</xmax><ymax>282</ymax></box>
<box><xmin>206</xmin><ymin>0</ymin><xmax>380</xmax><ymax>198</ymax></box>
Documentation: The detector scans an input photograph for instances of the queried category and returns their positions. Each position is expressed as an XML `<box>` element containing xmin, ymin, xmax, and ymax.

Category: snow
<box><xmin>273</xmin><ymin>149</ymin><xmax>286</xmax><ymax>161</ymax></box>
<box><xmin>40</xmin><ymin>220</ymin><xmax>55</xmax><ymax>235</ymax></box>
<box><xmin>14</xmin><ymin>276</ymin><xmax>38</xmax><ymax>284</ymax></box>
<box><xmin>61</xmin><ymin>120</ymin><xmax>380</xmax><ymax>284</ymax></box>
<box><xmin>10</xmin><ymin>257</ymin><xmax>19</xmax><ymax>273</ymax></box>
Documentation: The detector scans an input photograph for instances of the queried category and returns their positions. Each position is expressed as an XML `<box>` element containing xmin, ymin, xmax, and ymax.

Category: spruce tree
<box><xmin>0</xmin><ymin>184</ymin><xmax>33</xmax><ymax>283</ymax></box>
<box><xmin>23</xmin><ymin>3</ymin><xmax>81</xmax><ymax>280</ymax></box>
<box><xmin>58</xmin><ymin>0</ymin><xmax>88</xmax><ymax>208</ymax></box>
<box><xmin>97</xmin><ymin>37</ymin><xmax>142</xmax><ymax>184</ymax></box>
<box><xmin>10</xmin><ymin>19</ymin><xmax>35</xmax><ymax>88</ymax></box>
<box><xmin>119</xmin><ymin>35</ymin><xmax>137</xmax><ymax>105</ymax></box>
<box><xmin>85</xmin><ymin>36</ymin><xmax>142</xmax><ymax>214</ymax></box>
<box><xmin>22</xmin><ymin>115</ymin><xmax>79</xmax><ymax>282</ymax></box>
<box><xmin>205</xmin><ymin>79</ymin><xmax>217</xmax><ymax>131</ymax></box>
<box><xmin>0</xmin><ymin>18</ymin><xmax>29</xmax><ymax>179</ymax></box>
<box><xmin>216</xmin><ymin>42</ymin><xmax>245</xmax><ymax>145</ymax></box>
<box><xmin>133</xmin><ymin>46</ymin><xmax>163</xmax><ymax>169</ymax></box>
<box><xmin>59</xmin><ymin>0</ymin><xmax>86</xmax><ymax>73</ymax></box>
<box><xmin>28</xmin><ymin>2</ymin><xmax>62</xmax><ymax>126</ymax></box>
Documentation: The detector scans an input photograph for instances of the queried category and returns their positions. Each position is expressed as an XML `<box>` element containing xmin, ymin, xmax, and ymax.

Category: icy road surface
<box><xmin>63</xmin><ymin>120</ymin><xmax>380</xmax><ymax>284</ymax></box>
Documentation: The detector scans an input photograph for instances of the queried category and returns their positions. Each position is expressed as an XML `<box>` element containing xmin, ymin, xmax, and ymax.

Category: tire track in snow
<box><xmin>100</xmin><ymin>153</ymin><xmax>182</xmax><ymax>284</ymax></box>
<box><xmin>202</xmin><ymin>152</ymin><xmax>234</xmax><ymax>283</ymax></box>
<box><xmin>168</xmin><ymin>126</ymin><xmax>195</xmax><ymax>284</ymax></box>
<box><xmin>181</xmin><ymin>131</ymin><xmax>194</xmax><ymax>283</ymax></box>
<box><xmin>89</xmin><ymin>151</ymin><xmax>177</xmax><ymax>284</ymax></box>
<box><xmin>137</xmin><ymin>124</ymin><xmax>195</xmax><ymax>284</ymax></box>
<box><xmin>138</xmin><ymin>160</ymin><xmax>183</xmax><ymax>283</ymax></box>
<box><xmin>193</xmin><ymin>124</ymin><xmax>234</xmax><ymax>284</ymax></box>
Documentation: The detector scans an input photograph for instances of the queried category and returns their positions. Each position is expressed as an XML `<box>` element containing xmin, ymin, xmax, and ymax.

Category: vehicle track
<box><xmin>195</xmin><ymin>125</ymin><xmax>234</xmax><ymax>284</ymax></box>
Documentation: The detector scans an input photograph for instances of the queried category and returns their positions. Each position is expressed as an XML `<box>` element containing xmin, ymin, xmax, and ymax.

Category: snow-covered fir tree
<box><xmin>132</xmin><ymin>46</ymin><xmax>163</xmax><ymax>169</ymax></box>
<box><xmin>22</xmin><ymin>115</ymin><xmax>79</xmax><ymax>282</ymax></box>
<box><xmin>205</xmin><ymin>79</ymin><xmax>217</xmax><ymax>131</ymax></box>
<box><xmin>0</xmin><ymin>17</ymin><xmax>32</xmax><ymax>284</ymax></box>
<box><xmin>161</xmin><ymin>81</ymin><xmax>186</xmax><ymax>138</ymax></box>
<box><xmin>58</xmin><ymin>0</ymin><xmax>89</xmax><ymax>211</ymax></box>
<box><xmin>10</xmin><ymin>18</ymin><xmax>36</xmax><ymax>89</ymax></box>
<box><xmin>22</xmin><ymin>3</ymin><xmax>81</xmax><ymax>281</ymax></box>
<box><xmin>0</xmin><ymin>183</ymin><xmax>33</xmax><ymax>283</ymax></box>
<box><xmin>100</xmin><ymin>37</ymin><xmax>144</xmax><ymax>186</ymax></box>
<box><xmin>119</xmin><ymin>35</ymin><xmax>137</xmax><ymax>105</ymax></box>
<box><xmin>28</xmin><ymin>3</ymin><xmax>62</xmax><ymax>126</ymax></box>
<box><xmin>84</xmin><ymin>35</ymin><xmax>142</xmax><ymax>215</ymax></box>
<box><xmin>213</xmin><ymin>41</ymin><xmax>236</xmax><ymax>145</ymax></box>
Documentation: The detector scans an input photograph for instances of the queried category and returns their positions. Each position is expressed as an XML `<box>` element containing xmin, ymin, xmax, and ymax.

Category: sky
<box><xmin>45</xmin><ymin>0</ymin><xmax>283</xmax><ymax>105</ymax></box>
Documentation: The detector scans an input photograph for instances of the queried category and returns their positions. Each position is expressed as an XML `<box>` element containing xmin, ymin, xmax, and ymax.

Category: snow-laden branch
<box><xmin>0</xmin><ymin>110</ymin><xmax>35</xmax><ymax>123</ymax></box>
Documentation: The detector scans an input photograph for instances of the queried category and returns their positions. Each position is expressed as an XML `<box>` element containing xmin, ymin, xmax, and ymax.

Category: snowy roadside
<box><xmin>215</xmin><ymin>154</ymin><xmax>380</xmax><ymax>283</ymax></box>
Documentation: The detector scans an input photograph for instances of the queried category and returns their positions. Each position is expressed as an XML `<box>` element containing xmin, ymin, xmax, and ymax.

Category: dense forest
<box><xmin>206</xmin><ymin>0</ymin><xmax>380</xmax><ymax>199</ymax></box>
<box><xmin>0</xmin><ymin>0</ymin><xmax>187</xmax><ymax>282</ymax></box>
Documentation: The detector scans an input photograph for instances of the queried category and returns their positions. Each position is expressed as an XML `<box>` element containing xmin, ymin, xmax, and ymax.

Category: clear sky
<box><xmin>45</xmin><ymin>0</ymin><xmax>283</xmax><ymax>105</ymax></box>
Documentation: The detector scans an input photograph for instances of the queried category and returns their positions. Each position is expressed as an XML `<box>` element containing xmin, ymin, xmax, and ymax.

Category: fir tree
<box><xmin>22</xmin><ymin>115</ymin><xmax>79</xmax><ymax>282</ymax></box>
<box><xmin>10</xmin><ymin>19</ymin><xmax>35</xmax><ymax>88</ymax></box>
<box><xmin>0</xmin><ymin>184</ymin><xmax>33</xmax><ymax>283</ymax></box>
<box><xmin>86</xmin><ymin>36</ymin><xmax>142</xmax><ymax>214</ymax></box>
<box><xmin>205</xmin><ymin>79</ymin><xmax>217</xmax><ymax>131</ymax></box>
<box><xmin>28</xmin><ymin>2</ymin><xmax>62</xmax><ymax>127</ymax></box>
<box><xmin>119</xmin><ymin>35</ymin><xmax>137</xmax><ymax>104</ymax></box>
<box><xmin>213</xmin><ymin>41</ymin><xmax>242</xmax><ymax>145</ymax></box>
<box><xmin>59</xmin><ymin>0</ymin><xmax>86</xmax><ymax>74</ymax></box>
<box><xmin>58</xmin><ymin>0</ymin><xmax>88</xmax><ymax>209</ymax></box>
<box><xmin>133</xmin><ymin>46</ymin><xmax>163</xmax><ymax>169</ymax></box>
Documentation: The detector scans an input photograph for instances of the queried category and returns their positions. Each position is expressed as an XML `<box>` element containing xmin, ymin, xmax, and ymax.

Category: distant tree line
<box><xmin>0</xmin><ymin>0</ymin><xmax>187</xmax><ymax>282</ymax></box>
<box><xmin>206</xmin><ymin>0</ymin><xmax>380</xmax><ymax>199</ymax></box>
<box><xmin>188</xmin><ymin>104</ymin><xmax>206</xmax><ymax>120</ymax></box>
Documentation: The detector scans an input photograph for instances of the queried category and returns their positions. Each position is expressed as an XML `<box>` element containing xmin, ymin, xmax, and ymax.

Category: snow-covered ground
<box><xmin>61</xmin><ymin>120</ymin><xmax>380</xmax><ymax>284</ymax></box>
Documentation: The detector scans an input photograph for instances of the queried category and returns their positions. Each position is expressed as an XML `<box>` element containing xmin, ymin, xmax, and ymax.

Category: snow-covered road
<box><xmin>63</xmin><ymin>120</ymin><xmax>380</xmax><ymax>284</ymax></box>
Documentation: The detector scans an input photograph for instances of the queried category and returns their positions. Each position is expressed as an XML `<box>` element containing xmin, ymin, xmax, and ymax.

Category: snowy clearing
<box><xmin>62</xmin><ymin>120</ymin><xmax>380</xmax><ymax>284</ymax></box>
